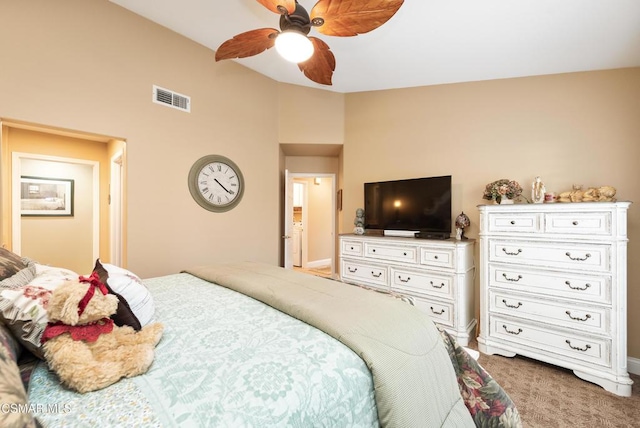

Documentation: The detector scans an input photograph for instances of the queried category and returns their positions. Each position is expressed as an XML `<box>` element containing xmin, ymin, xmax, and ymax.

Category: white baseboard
<box><xmin>306</xmin><ymin>258</ymin><xmax>331</xmax><ymax>269</ymax></box>
<box><xmin>628</xmin><ymin>357</ymin><xmax>640</xmax><ymax>376</ymax></box>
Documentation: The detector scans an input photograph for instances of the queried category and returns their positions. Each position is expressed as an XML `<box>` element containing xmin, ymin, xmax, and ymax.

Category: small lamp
<box><xmin>275</xmin><ymin>30</ymin><xmax>314</xmax><ymax>63</ymax></box>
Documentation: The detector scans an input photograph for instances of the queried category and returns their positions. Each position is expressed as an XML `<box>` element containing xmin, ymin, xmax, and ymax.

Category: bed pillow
<box><xmin>0</xmin><ymin>258</ymin><xmax>37</xmax><ymax>289</ymax></box>
<box><xmin>0</xmin><ymin>247</ymin><xmax>28</xmax><ymax>281</ymax></box>
<box><xmin>0</xmin><ymin>323</ymin><xmax>38</xmax><ymax>428</ymax></box>
<box><xmin>0</xmin><ymin>265</ymin><xmax>78</xmax><ymax>359</ymax></box>
<box><xmin>93</xmin><ymin>259</ymin><xmax>155</xmax><ymax>330</ymax></box>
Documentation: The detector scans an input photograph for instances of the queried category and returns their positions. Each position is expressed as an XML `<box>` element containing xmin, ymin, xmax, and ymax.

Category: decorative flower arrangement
<box><xmin>483</xmin><ymin>179</ymin><xmax>523</xmax><ymax>204</ymax></box>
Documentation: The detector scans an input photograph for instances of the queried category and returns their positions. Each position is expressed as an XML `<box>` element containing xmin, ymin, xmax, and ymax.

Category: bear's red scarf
<box><xmin>41</xmin><ymin>272</ymin><xmax>114</xmax><ymax>344</ymax></box>
<box><xmin>41</xmin><ymin>318</ymin><xmax>114</xmax><ymax>343</ymax></box>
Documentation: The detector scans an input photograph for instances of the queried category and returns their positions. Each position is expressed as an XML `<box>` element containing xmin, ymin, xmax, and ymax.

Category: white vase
<box><xmin>499</xmin><ymin>198</ymin><xmax>514</xmax><ymax>205</ymax></box>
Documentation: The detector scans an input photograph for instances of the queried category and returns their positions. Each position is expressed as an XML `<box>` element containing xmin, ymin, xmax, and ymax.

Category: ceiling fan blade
<box><xmin>310</xmin><ymin>0</ymin><xmax>404</xmax><ymax>37</ymax></box>
<box><xmin>256</xmin><ymin>0</ymin><xmax>296</xmax><ymax>15</ymax></box>
<box><xmin>298</xmin><ymin>37</ymin><xmax>336</xmax><ymax>85</ymax></box>
<box><xmin>215</xmin><ymin>28</ymin><xmax>279</xmax><ymax>61</ymax></box>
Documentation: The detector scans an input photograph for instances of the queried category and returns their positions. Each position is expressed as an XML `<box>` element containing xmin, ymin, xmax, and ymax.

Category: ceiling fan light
<box><xmin>275</xmin><ymin>31</ymin><xmax>314</xmax><ymax>63</ymax></box>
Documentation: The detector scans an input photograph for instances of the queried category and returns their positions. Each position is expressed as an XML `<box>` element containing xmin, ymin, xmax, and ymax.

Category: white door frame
<box><xmin>11</xmin><ymin>152</ymin><xmax>100</xmax><ymax>260</ymax></box>
<box><xmin>283</xmin><ymin>169</ymin><xmax>293</xmax><ymax>269</ymax></box>
<box><xmin>284</xmin><ymin>172</ymin><xmax>336</xmax><ymax>276</ymax></box>
<box><xmin>110</xmin><ymin>151</ymin><xmax>123</xmax><ymax>266</ymax></box>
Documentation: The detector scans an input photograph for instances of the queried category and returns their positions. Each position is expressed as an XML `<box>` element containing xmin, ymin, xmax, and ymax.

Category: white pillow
<box><xmin>93</xmin><ymin>260</ymin><xmax>155</xmax><ymax>328</ymax></box>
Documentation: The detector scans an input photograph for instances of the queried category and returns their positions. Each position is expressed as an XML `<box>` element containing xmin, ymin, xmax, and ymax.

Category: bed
<box><xmin>0</xmin><ymin>250</ymin><xmax>521</xmax><ymax>427</ymax></box>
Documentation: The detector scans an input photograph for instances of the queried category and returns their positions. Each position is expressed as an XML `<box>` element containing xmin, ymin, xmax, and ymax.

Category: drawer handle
<box><xmin>350</xmin><ymin>246</ymin><xmax>354</xmax><ymax>250</ymax></box>
<box><xmin>565</xmin><ymin>281</ymin><xmax>591</xmax><ymax>291</ymax></box>
<box><xmin>572</xmin><ymin>221</ymin><xmax>579</xmax><ymax>226</ymax></box>
<box><xmin>502</xmin><ymin>273</ymin><xmax>523</xmax><ymax>282</ymax></box>
<box><xmin>403</xmin><ymin>252</ymin><xmax>407</xmax><ymax>256</ymax></box>
<box><xmin>430</xmin><ymin>281</ymin><xmax>445</xmax><ymax>289</ymax></box>
<box><xmin>502</xmin><ymin>299</ymin><xmax>522</xmax><ymax>309</ymax></box>
<box><xmin>372</xmin><ymin>249</ymin><xmax>376</xmax><ymax>252</ymax></box>
<box><xmin>430</xmin><ymin>307</ymin><xmax>445</xmax><ymax>315</ymax></box>
<box><xmin>434</xmin><ymin>255</ymin><xmax>439</xmax><ymax>260</ymax></box>
<box><xmin>502</xmin><ymin>248</ymin><xmax>522</xmax><ymax>256</ymax></box>
<box><xmin>371</xmin><ymin>271</ymin><xmax>382</xmax><ymax>278</ymax></box>
<box><xmin>510</xmin><ymin>220</ymin><xmax>516</xmax><ymax>225</ymax></box>
<box><xmin>565</xmin><ymin>252</ymin><xmax>591</xmax><ymax>261</ymax></box>
<box><xmin>565</xmin><ymin>340</ymin><xmax>591</xmax><ymax>352</ymax></box>
<box><xmin>565</xmin><ymin>311</ymin><xmax>592</xmax><ymax>322</ymax></box>
<box><xmin>348</xmin><ymin>267</ymin><xmax>358</xmax><ymax>273</ymax></box>
<box><xmin>398</xmin><ymin>275</ymin><xmax>411</xmax><ymax>283</ymax></box>
<box><xmin>502</xmin><ymin>325</ymin><xmax>522</xmax><ymax>335</ymax></box>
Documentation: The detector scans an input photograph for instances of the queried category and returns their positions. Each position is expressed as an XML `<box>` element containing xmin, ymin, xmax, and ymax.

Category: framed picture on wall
<box><xmin>20</xmin><ymin>176</ymin><xmax>74</xmax><ymax>216</ymax></box>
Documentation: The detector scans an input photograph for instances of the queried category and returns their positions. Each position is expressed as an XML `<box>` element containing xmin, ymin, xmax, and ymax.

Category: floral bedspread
<box><xmin>440</xmin><ymin>329</ymin><xmax>522</xmax><ymax>428</ymax></box>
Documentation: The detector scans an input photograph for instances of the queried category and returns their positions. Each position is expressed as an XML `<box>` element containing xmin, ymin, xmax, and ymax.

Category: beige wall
<box><xmin>0</xmin><ymin>0</ymin><xmax>288</xmax><ymax>277</ymax></box>
<box><xmin>342</xmin><ymin>68</ymin><xmax>640</xmax><ymax>358</ymax></box>
<box><xmin>278</xmin><ymin>84</ymin><xmax>345</xmax><ymax>145</ymax></box>
<box><xmin>306</xmin><ymin>178</ymin><xmax>333</xmax><ymax>263</ymax></box>
<box><xmin>21</xmin><ymin>158</ymin><xmax>94</xmax><ymax>273</ymax></box>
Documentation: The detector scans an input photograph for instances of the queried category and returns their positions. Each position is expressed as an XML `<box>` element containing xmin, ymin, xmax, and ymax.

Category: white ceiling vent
<box><xmin>152</xmin><ymin>85</ymin><xmax>190</xmax><ymax>113</ymax></box>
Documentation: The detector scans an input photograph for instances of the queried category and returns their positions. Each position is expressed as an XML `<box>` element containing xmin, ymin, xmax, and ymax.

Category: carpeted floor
<box><xmin>474</xmin><ymin>345</ymin><xmax>640</xmax><ymax>427</ymax></box>
<box><xmin>293</xmin><ymin>265</ymin><xmax>333</xmax><ymax>278</ymax></box>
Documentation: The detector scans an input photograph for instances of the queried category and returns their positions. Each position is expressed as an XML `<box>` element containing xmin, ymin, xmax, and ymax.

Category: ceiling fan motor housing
<box><xmin>279</xmin><ymin>2</ymin><xmax>312</xmax><ymax>35</ymax></box>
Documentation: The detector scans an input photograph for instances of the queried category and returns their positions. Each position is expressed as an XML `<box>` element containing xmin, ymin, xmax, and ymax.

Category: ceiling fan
<box><xmin>214</xmin><ymin>0</ymin><xmax>404</xmax><ymax>86</ymax></box>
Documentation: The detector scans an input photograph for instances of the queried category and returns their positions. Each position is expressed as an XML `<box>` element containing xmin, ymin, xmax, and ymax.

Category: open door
<box><xmin>283</xmin><ymin>169</ymin><xmax>294</xmax><ymax>269</ymax></box>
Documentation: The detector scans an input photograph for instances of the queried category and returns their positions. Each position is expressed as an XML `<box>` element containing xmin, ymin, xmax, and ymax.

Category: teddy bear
<box><xmin>40</xmin><ymin>273</ymin><xmax>164</xmax><ymax>393</ymax></box>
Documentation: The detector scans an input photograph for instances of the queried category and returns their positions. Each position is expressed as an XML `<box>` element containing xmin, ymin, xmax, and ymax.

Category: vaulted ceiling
<box><xmin>110</xmin><ymin>0</ymin><xmax>640</xmax><ymax>93</ymax></box>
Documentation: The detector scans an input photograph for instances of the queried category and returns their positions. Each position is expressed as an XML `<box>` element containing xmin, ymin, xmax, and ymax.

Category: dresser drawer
<box><xmin>364</xmin><ymin>242</ymin><xmax>418</xmax><ymax>264</ymax></box>
<box><xmin>412</xmin><ymin>296</ymin><xmax>454</xmax><ymax>327</ymax></box>
<box><xmin>544</xmin><ymin>212</ymin><xmax>611</xmax><ymax>236</ymax></box>
<box><xmin>341</xmin><ymin>240</ymin><xmax>363</xmax><ymax>257</ymax></box>
<box><xmin>489</xmin><ymin>291</ymin><xmax>609</xmax><ymax>335</ymax></box>
<box><xmin>489</xmin><ymin>316</ymin><xmax>610</xmax><ymax>367</ymax></box>
<box><xmin>390</xmin><ymin>267</ymin><xmax>453</xmax><ymax>300</ymax></box>
<box><xmin>489</xmin><ymin>240</ymin><xmax>610</xmax><ymax>272</ymax></box>
<box><xmin>488</xmin><ymin>212</ymin><xmax>541</xmax><ymax>233</ymax></box>
<box><xmin>488</xmin><ymin>265</ymin><xmax>610</xmax><ymax>304</ymax></box>
<box><xmin>420</xmin><ymin>247</ymin><xmax>455</xmax><ymax>269</ymax></box>
<box><xmin>341</xmin><ymin>260</ymin><xmax>389</xmax><ymax>290</ymax></box>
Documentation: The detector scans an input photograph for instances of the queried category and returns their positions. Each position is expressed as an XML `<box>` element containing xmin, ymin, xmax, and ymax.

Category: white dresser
<box><xmin>339</xmin><ymin>234</ymin><xmax>476</xmax><ymax>346</ymax></box>
<box><xmin>477</xmin><ymin>202</ymin><xmax>632</xmax><ymax>396</ymax></box>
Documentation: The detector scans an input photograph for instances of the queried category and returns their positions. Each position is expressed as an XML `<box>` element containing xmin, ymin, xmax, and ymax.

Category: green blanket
<box><xmin>185</xmin><ymin>262</ymin><xmax>474</xmax><ymax>427</ymax></box>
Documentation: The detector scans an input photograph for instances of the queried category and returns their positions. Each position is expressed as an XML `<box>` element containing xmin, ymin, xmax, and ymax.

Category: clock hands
<box><xmin>214</xmin><ymin>178</ymin><xmax>232</xmax><ymax>194</ymax></box>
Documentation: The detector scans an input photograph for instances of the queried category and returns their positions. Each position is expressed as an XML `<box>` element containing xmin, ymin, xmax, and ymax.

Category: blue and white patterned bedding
<box><xmin>28</xmin><ymin>273</ymin><xmax>378</xmax><ymax>427</ymax></box>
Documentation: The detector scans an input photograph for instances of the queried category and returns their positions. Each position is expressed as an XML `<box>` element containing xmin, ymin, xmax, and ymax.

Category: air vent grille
<box><xmin>152</xmin><ymin>85</ymin><xmax>190</xmax><ymax>113</ymax></box>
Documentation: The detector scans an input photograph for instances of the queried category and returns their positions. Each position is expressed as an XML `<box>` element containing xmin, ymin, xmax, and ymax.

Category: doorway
<box><xmin>284</xmin><ymin>173</ymin><xmax>336</xmax><ymax>277</ymax></box>
<box><xmin>0</xmin><ymin>120</ymin><xmax>126</xmax><ymax>273</ymax></box>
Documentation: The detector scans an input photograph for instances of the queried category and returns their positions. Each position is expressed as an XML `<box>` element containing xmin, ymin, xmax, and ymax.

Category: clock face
<box><xmin>188</xmin><ymin>155</ymin><xmax>244</xmax><ymax>212</ymax></box>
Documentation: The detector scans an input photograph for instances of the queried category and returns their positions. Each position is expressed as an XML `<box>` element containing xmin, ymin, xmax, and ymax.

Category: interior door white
<box><xmin>283</xmin><ymin>169</ymin><xmax>294</xmax><ymax>269</ymax></box>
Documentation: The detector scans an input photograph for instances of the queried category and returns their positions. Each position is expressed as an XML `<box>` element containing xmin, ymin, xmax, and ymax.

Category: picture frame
<box><xmin>20</xmin><ymin>176</ymin><xmax>74</xmax><ymax>216</ymax></box>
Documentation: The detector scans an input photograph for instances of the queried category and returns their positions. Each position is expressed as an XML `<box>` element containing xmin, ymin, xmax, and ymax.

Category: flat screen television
<box><xmin>364</xmin><ymin>175</ymin><xmax>452</xmax><ymax>239</ymax></box>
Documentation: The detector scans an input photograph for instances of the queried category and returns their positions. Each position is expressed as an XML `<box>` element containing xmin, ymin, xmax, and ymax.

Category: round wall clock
<box><xmin>188</xmin><ymin>155</ymin><xmax>245</xmax><ymax>212</ymax></box>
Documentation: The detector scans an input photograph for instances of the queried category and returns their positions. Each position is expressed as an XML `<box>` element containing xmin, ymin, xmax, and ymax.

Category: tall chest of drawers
<box><xmin>339</xmin><ymin>234</ymin><xmax>476</xmax><ymax>346</ymax></box>
<box><xmin>477</xmin><ymin>202</ymin><xmax>632</xmax><ymax>396</ymax></box>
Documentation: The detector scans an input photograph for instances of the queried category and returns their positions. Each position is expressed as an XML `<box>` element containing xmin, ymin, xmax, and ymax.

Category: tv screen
<box><xmin>364</xmin><ymin>175</ymin><xmax>452</xmax><ymax>238</ymax></box>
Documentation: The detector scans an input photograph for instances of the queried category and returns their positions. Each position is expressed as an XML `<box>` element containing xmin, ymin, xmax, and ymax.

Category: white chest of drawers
<box><xmin>477</xmin><ymin>202</ymin><xmax>633</xmax><ymax>396</ymax></box>
<box><xmin>339</xmin><ymin>234</ymin><xmax>476</xmax><ymax>346</ymax></box>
